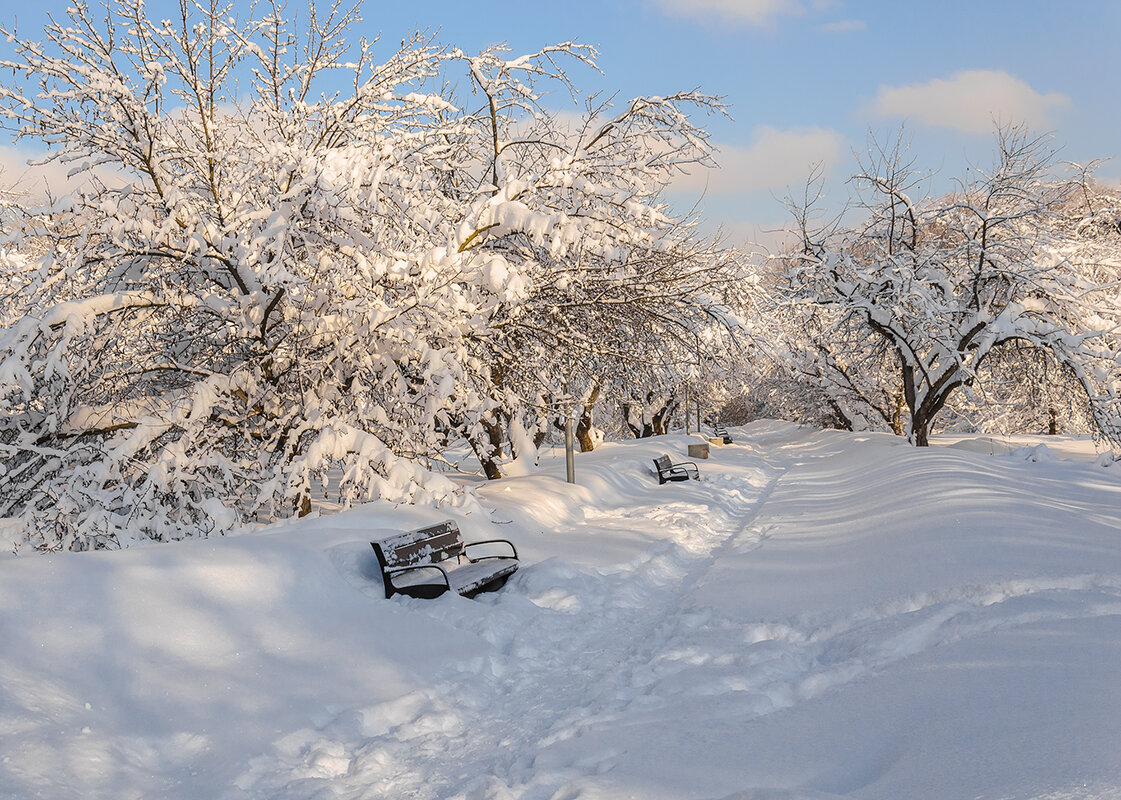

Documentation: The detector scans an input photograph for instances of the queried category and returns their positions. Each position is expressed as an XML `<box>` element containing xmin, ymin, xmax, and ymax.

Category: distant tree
<box><xmin>778</xmin><ymin>127</ymin><xmax>1121</xmax><ymax>447</ymax></box>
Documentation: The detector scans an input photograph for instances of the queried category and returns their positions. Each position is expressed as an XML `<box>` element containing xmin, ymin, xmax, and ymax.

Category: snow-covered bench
<box><xmin>653</xmin><ymin>453</ymin><xmax>699</xmax><ymax>484</ymax></box>
<box><xmin>371</xmin><ymin>521</ymin><xmax>519</xmax><ymax>599</ymax></box>
<box><xmin>712</xmin><ymin>422</ymin><xmax>733</xmax><ymax>444</ymax></box>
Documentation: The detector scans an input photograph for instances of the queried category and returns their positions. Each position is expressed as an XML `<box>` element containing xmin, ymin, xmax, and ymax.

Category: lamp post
<box><xmin>562</xmin><ymin>379</ymin><xmax>575</xmax><ymax>485</ymax></box>
<box><xmin>692</xmin><ymin>330</ymin><xmax>703</xmax><ymax>435</ymax></box>
<box><xmin>565</xmin><ymin>411</ymin><xmax>575</xmax><ymax>484</ymax></box>
<box><xmin>684</xmin><ymin>383</ymin><xmax>691</xmax><ymax>434</ymax></box>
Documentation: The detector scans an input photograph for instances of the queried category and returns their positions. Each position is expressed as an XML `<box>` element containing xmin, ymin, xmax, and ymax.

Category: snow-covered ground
<box><xmin>3</xmin><ymin>422</ymin><xmax>1121</xmax><ymax>800</ymax></box>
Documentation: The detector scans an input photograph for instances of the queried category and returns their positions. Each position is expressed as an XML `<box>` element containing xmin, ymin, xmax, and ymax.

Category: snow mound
<box><xmin>1008</xmin><ymin>442</ymin><xmax>1057</xmax><ymax>462</ymax></box>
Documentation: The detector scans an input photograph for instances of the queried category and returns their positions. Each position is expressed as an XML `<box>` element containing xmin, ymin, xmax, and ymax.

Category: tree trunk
<box><xmin>622</xmin><ymin>392</ymin><xmax>676</xmax><ymax>438</ymax></box>
<box><xmin>652</xmin><ymin>395</ymin><xmax>676</xmax><ymax>436</ymax></box>
<box><xmin>533</xmin><ymin>424</ymin><xmax>548</xmax><ymax>449</ymax></box>
<box><xmin>576</xmin><ymin>383</ymin><xmax>601</xmax><ymax>452</ymax></box>
<box><xmin>470</xmin><ymin>414</ymin><xmax>506</xmax><ymax>480</ymax></box>
<box><xmin>620</xmin><ymin>401</ymin><xmax>652</xmax><ymax>438</ymax></box>
<box><xmin>907</xmin><ymin>386</ymin><xmax>932</xmax><ymax>447</ymax></box>
<box><xmin>891</xmin><ymin>390</ymin><xmax>905</xmax><ymax>436</ymax></box>
<box><xmin>903</xmin><ymin>358</ymin><xmax>959</xmax><ymax>447</ymax></box>
<box><xmin>910</xmin><ymin>391</ymin><xmax>950</xmax><ymax>447</ymax></box>
<box><xmin>620</xmin><ymin>402</ymin><xmax>639</xmax><ymax>438</ymax></box>
<box><xmin>829</xmin><ymin>406</ymin><xmax>853</xmax><ymax>430</ymax></box>
<box><xmin>476</xmin><ymin>452</ymin><xmax>503</xmax><ymax>480</ymax></box>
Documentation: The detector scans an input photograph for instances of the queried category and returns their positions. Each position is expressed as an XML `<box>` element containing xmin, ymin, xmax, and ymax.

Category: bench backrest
<box><xmin>653</xmin><ymin>455</ymin><xmax>672</xmax><ymax>472</ymax></box>
<box><xmin>372</xmin><ymin>521</ymin><xmax>465</xmax><ymax>569</ymax></box>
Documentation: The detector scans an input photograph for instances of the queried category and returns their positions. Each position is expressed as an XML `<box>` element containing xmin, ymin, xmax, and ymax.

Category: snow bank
<box><xmin>2</xmin><ymin>424</ymin><xmax>1120</xmax><ymax>799</ymax></box>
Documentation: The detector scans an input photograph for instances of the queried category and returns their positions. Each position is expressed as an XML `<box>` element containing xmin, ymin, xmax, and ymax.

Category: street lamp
<box><xmin>562</xmin><ymin>379</ymin><xmax>576</xmax><ymax>485</ymax></box>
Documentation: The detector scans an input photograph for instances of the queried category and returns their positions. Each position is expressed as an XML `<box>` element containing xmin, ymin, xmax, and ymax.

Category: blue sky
<box><xmin>2</xmin><ymin>0</ymin><xmax>1119</xmax><ymax>246</ymax></box>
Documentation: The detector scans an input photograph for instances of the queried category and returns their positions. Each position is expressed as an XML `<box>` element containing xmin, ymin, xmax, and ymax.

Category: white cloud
<box><xmin>674</xmin><ymin>125</ymin><xmax>846</xmax><ymax>196</ymax></box>
<box><xmin>818</xmin><ymin>18</ymin><xmax>865</xmax><ymax>33</ymax></box>
<box><xmin>651</xmin><ymin>0</ymin><xmax>804</xmax><ymax>27</ymax></box>
<box><xmin>0</xmin><ymin>146</ymin><xmax>65</xmax><ymax>199</ymax></box>
<box><xmin>870</xmin><ymin>70</ymin><xmax>1071</xmax><ymax>135</ymax></box>
<box><xmin>0</xmin><ymin>145</ymin><xmax>129</xmax><ymax>202</ymax></box>
<box><xmin>711</xmin><ymin>217</ymin><xmax>801</xmax><ymax>252</ymax></box>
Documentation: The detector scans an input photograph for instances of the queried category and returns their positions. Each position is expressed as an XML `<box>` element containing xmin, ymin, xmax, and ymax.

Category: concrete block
<box><xmin>687</xmin><ymin>442</ymin><xmax>710</xmax><ymax>459</ymax></box>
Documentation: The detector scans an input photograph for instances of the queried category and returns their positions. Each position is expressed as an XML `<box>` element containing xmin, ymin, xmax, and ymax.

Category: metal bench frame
<box><xmin>371</xmin><ymin>521</ymin><xmax>518</xmax><ymax>599</ymax></box>
<box><xmin>653</xmin><ymin>453</ymin><xmax>700</xmax><ymax>484</ymax></box>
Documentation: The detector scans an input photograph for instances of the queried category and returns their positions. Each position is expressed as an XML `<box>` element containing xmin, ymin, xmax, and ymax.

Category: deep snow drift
<box><xmin>2</xmin><ymin>422</ymin><xmax>1120</xmax><ymax>800</ymax></box>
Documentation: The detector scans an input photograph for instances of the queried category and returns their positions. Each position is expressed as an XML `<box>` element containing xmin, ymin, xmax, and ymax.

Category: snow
<box><xmin>3</xmin><ymin>422</ymin><xmax>1121</xmax><ymax>799</ymax></box>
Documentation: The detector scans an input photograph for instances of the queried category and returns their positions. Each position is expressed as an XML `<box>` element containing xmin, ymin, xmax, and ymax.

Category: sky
<box><xmin>1</xmin><ymin>0</ymin><xmax>1119</xmax><ymax>249</ymax></box>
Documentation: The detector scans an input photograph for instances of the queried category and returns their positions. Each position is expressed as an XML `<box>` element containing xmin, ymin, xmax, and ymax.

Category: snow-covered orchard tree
<box><xmin>778</xmin><ymin>127</ymin><xmax>1121</xmax><ymax>447</ymax></box>
<box><xmin>440</xmin><ymin>48</ymin><xmax>747</xmax><ymax>475</ymax></box>
<box><xmin>0</xmin><ymin>0</ymin><xmax>745</xmax><ymax>551</ymax></box>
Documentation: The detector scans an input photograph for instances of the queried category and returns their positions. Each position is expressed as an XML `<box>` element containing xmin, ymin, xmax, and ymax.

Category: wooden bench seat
<box><xmin>371</xmin><ymin>521</ymin><xmax>518</xmax><ymax>599</ymax></box>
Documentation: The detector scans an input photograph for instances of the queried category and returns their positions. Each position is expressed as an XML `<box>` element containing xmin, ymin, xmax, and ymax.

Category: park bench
<box><xmin>371</xmin><ymin>521</ymin><xmax>519</xmax><ymax>599</ymax></box>
<box><xmin>653</xmin><ymin>453</ymin><xmax>699</xmax><ymax>484</ymax></box>
<box><xmin>712</xmin><ymin>422</ymin><xmax>733</xmax><ymax>444</ymax></box>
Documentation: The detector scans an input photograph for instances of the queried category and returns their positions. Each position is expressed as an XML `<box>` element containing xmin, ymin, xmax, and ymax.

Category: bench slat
<box><xmin>377</xmin><ymin>522</ymin><xmax>465</xmax><ymax>567</ymax></box>
<box><xmin>377</xmin><ymin>520</ymin><xmax>458</xmax><ymax>551</ymax></box>
<box><xmin>384</xmin><ymin>531</ymin><xmax>464</xmax><ymax>567</ymax></box>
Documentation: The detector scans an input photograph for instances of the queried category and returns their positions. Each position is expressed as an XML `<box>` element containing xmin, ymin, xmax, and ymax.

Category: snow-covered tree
<box><xmin>441</xmin><ymin>48</ymin><xmax>746</xmax><ymax>473</ymax></box>
<box><xmin>777</xmin><ymin>127</ymin><xmax>1121</xmax><ymax>447</ymax></box>
<box><xmin>0</xmin><ymin>0</ymin><xmax>746</xmax><ymax>551</ymax></box>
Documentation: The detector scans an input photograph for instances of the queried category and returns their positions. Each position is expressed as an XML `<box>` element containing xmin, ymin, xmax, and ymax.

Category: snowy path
<box><xmin>232</xmin><ymin>434</ymin><xmax>794</xmax><ymax>799</ymax></box>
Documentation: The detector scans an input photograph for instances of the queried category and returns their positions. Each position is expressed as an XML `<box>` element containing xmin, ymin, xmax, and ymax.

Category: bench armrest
<box><xmin>670</xmin><ymin>460</ymin><xmax>699</xmax><ymax>473</ymax></box>
<box><xmin>462</xmin><ymin>538</ymin><xmax>519</xmax><ymax>560</ymax></box>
